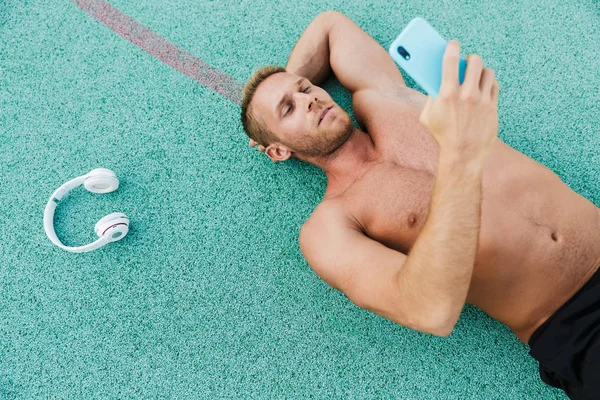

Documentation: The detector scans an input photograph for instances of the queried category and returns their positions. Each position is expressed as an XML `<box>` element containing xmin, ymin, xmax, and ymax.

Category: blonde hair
<box><xmin>240</xmin><ymin>65</ymin><xmax>287</xmax><ymax>147</ymax></box>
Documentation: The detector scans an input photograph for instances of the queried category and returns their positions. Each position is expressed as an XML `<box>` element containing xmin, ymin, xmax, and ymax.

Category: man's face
<box><xmin>252</xmin><ymin>72</ymin><xmax>354</xmax><ymax>159</ymax></box>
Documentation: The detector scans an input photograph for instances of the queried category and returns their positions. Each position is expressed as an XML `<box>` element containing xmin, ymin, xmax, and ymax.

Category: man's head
<box><xmin>241</xmin><ymin>65</ymin><xmax>355</xmax><ymax>163</ymax></box>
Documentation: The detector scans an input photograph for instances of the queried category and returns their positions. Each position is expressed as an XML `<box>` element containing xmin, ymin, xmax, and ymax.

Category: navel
<box><xmin>551</xmin><ymin>232</ymin><xmax>559</xmax><ymax>242</ymax></box>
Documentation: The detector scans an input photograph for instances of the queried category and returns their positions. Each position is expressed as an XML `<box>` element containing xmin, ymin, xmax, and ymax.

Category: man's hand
<box><xmin>249</xmin><ymin>139</ymin><xmax>265</xmax><ymax>153</ymax></box>
<box><xmin>419</xmin><ymin>40</ymin><xmax>499</xmax><ymax>162</ymax></box>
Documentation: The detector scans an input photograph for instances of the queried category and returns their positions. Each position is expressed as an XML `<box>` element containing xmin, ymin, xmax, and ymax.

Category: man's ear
<box><xmin>265</xmin><ymin>143</ymin><xmax>292</xmax><ymax>163</ymax></box>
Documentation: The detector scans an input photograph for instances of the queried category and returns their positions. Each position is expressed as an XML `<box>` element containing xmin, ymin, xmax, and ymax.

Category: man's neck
<box><xmin>303</xmin><ymin>128</ymin><xmax>381</xmax><ymax>196</ymax></box>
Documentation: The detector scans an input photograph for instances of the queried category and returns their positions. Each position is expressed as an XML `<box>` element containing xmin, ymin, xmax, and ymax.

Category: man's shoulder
<box><xmin>299</xmin><ymin>199</ymin><xmax>354</xmax><ymax>250</ymax></box>
<box><xmin>299</xmin><ymin>199</ymin><xmax>362</xmax><ymax>291</ymax></box>
<box><xmin>301</xmin><ymin>199</ymin><xmax>345</xmax><ymax>233</ymax></box>
<box><xmin>351</xmin><ymin>85</ymin><xmax>422</xmax><ymax>131</ymax></box>
<box><xmin>352</xmin><ymin>84</ymin><xmax>415</xmax><ymax>105</ymax></box>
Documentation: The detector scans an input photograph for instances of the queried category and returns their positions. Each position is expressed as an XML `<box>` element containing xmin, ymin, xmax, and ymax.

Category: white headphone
<box><xmin>43</xmin><ymin>168</ymin><xmax>130</xmax><ymax>253</ymax></box>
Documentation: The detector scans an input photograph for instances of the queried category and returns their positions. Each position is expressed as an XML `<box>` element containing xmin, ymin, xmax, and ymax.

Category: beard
<box><xmin>288</xmin><ymin>113</ymin><xmax>355</xmax><ymax>159</ymax></box>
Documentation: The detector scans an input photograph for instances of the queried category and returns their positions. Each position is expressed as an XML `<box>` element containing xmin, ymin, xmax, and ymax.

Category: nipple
<box><xmin>407</xmin><ymin>213</ymin><xmax>417</xmax><ymax>228</ymax></box>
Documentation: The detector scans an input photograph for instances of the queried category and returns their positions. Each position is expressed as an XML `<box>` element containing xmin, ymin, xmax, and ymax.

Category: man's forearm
<box><xmin>285</xmin><ymin>12</ymin><xmax>335</xmax><ymax>85</ymax></box>
<box><xmin>398</xmin><ymin>151</ymin><xmax>485</xmax><ymax>335</ymax></box>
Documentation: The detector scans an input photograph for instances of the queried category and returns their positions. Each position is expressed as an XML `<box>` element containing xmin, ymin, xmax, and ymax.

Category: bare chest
<box><xmin>330</xmin><ymin>88</ymin><xmax>600</xmax><ymax>339</ymax></box>
<box><xmin>344</xmin><ymin>164</ymin><xmax>434</xmax><ymax>254</ymax></box>
<box><xmin>343</xmin><ymin>87</ymin><xmax>559</xmax><ymax>255</ymax></box>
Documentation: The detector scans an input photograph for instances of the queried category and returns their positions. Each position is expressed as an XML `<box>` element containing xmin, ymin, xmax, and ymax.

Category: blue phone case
<box><xmin>388</xmin><ymin>17</ymin><xmax>467</xmax><ymax>98</ymax></box>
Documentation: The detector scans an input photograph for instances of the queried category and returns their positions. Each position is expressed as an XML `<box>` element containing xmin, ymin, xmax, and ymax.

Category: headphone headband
<box><xmin>43</xmin><ymin>169</ymin><xmax>129</xmax><ymax>253</ymax></box>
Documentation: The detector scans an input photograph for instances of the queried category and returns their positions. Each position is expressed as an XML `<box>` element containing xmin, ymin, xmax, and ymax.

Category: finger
<box><xmin>258</xmin><ymin>145</ymin><xmax>265</xmax><ymax>152</ymax></box>
<box><xmin>249</xmin><ymin>139</ymin><xmax>257</xmax><ymax>147</ymax></box>
<box><xmin>479</xmin><ymin>68</ymin><xmax>495</xmax><ymax>98</ymax></box>
<box><xmin>491</xmin><ymin>77</ymin><xmax>499</xmax><ymax>104</ymax></box>
<box><xmin>463</xmin><ymin>54</ymin><xmax>484</xmax><ymax>95</ymax></box>
<box><xmin>439</xmin><ymin>40</ymin><xmax>461</xmax><ymax>95</ymax></box>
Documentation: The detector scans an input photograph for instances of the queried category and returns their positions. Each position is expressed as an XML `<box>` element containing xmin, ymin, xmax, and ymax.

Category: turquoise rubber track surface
<box><xmin>1</xmin><ymin>0</ymin><xmax>599</xmax><ymax>398</ymax></box>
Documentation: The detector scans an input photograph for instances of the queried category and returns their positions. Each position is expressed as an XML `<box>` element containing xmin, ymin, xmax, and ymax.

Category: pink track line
<box><xmin>73</xmin><ymin>0</ymin><xmax>243</xmax><ymax>105</ymax></box>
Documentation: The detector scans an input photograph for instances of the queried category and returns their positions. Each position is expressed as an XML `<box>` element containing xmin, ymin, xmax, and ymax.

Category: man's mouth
<box><xmin>319</xmin><ymin>106</ymin><xmax>333</xmax><ymax>125</ymax></box>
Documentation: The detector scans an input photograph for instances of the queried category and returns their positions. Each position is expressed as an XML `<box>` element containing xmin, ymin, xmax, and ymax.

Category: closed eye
<box><xmin>284</xmin><ymin>86</ymin><xmax>311</xmax><ymax>116</ymax></box>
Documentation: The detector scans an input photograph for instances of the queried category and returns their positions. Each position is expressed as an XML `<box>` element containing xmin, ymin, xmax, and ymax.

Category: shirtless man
<box><xmin>240</xmin><ymin>11</ymin><xmax>600</xmax><ymax>398</ymax></box>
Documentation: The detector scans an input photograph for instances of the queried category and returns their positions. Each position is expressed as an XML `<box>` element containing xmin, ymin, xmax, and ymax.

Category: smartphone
<box><xmin>388</xmin><ymin>17</ymin><xmax>467</xmax><ymax>98</ymax></box>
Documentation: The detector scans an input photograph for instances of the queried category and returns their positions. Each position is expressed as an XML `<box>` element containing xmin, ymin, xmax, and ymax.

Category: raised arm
<box><xmin>285</xmin><ymin>11</ymin><xmax>405</xmax><ymax>93</ymax></box>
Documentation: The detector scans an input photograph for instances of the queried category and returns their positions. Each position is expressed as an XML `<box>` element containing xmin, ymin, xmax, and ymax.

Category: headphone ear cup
<box><xmin>94</xmin><ymin>212</ymin><xmax>130</xmax><ymax>242</ymax></box>
<box><xmin>85</xmin><ymin>168</ymin><xmax>119</xmax><ymax>194</ymax></box>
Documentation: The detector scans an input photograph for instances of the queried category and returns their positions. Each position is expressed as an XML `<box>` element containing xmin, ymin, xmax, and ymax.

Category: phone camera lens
<box><xmin>397</xmin><ymin>46</ymin><xmax>411</xmax><ymax>60</ymax></box>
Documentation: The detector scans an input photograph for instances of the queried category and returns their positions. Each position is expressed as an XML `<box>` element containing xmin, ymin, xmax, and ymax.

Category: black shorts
<box><xmin>528</xmin><ymin>266</ymin><xmax>600</xmax><ymax>400</ymax></box>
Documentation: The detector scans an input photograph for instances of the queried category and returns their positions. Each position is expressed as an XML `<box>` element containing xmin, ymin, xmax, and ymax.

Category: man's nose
<box><xmin>306</xmin><ymin>96</ymin><xmax>318</xmax><ymax>112</ymax></box>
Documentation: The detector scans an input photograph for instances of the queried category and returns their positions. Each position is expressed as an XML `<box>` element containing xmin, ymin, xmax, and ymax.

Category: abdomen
<box><xmin>467</xmin><ymin>141</ymin><xmax>600</xmax><ymax>336</ymax></box>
